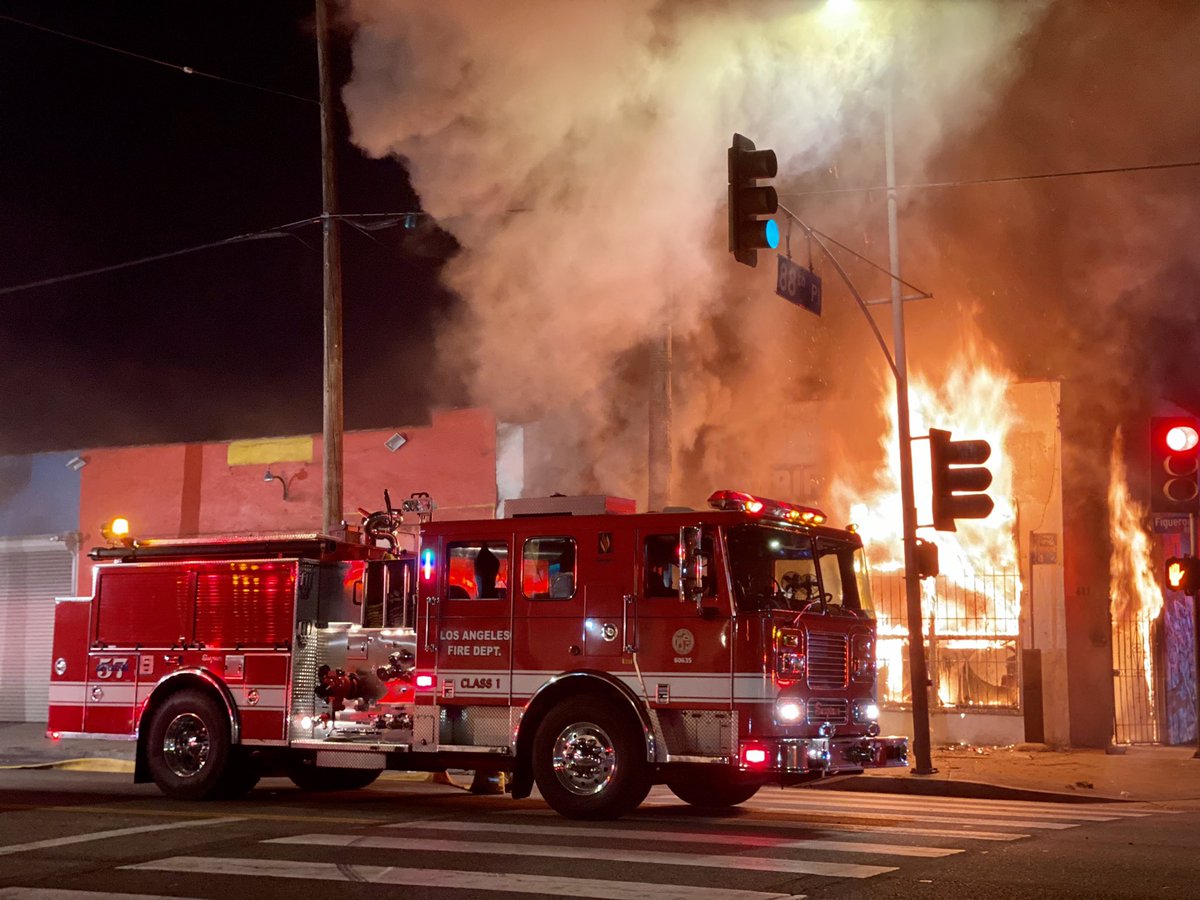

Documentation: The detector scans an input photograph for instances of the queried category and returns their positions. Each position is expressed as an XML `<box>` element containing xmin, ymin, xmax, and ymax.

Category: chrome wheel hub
<box><xmin>551</xmin><ymin>721</ymin><xmax>616</xmax><ymax>796</ymax></box>
<box><xmin>162</xmin><ymin>712</ymin><xmax>210</xmax><ymax>778</ymax></box>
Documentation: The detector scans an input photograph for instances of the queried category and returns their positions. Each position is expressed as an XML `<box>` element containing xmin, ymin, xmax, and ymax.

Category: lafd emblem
<box><xmin>672</xmin><ymin>628</ymin><xmax>696</xmax><ymax>656</ymax></box>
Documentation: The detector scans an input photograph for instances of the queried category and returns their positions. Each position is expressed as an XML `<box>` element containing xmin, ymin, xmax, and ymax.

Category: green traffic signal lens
<box><xmin>765</xmin><ymin>218</ymin><xmax>780</xmax><ymax>249</ymax></box>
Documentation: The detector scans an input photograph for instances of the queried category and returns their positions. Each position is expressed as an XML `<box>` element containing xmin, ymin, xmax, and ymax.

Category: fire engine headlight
<box><xmin>853</xmin><ymin>701</ymin><xmax>880</xmax><ymax>723</ymax></box>
<box><xmin>776</xmin><ymin>699</ymin><xmax>804</xmax><ymax>723</ymax></box>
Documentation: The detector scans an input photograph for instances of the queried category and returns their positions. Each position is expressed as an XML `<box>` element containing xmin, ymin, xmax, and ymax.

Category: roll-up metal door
<box><xmin>0</xmin><ymin>536</ymin><xmax>77</xmax><ymax>722</ymax></box>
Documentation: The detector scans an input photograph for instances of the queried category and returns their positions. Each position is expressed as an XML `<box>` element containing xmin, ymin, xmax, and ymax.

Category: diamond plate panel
<box><xmin>438</xmin><ymin>705</ymin><xmax>513</xmax><ymax>747</ymax></box>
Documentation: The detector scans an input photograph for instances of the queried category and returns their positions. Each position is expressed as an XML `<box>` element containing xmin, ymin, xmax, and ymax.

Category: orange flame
<box><xmin>836</xmin><ymin>351</ymin><xmax>1021</xmax><ymax>708</ymax></box>
<box><xmin>1107</xmin><ymin>427</ymin><xmax>1163</xmax><ymax>711</ymax></box>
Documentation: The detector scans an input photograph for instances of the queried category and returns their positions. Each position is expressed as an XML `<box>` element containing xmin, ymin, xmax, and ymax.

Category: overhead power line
<box><xmin>0</xmin><ymin>214</ymin><xmax>423</xmax><ymax>297</ymax></box>
<box><xmin>780</xmin><ymin>159</ymin><xmax>1200</xmax><ymax>198</ymax></box>
<box><xmin>0</xmin><ymin>12</ymin><xmax>317</xmax><ymax>104</ymax></box>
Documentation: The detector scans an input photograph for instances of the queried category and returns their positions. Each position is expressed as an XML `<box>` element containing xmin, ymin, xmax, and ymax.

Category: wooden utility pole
<box><xmin>316</xmin><ymin>0</ymin><xmax>344</xmax><ymax>534</ymax></box>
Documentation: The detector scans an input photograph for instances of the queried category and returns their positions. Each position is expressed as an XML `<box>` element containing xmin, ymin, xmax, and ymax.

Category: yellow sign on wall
<box><xmin>227</xmin><ymin>436</ymin><xmax>314</xmax><ymax>466</ymax></box>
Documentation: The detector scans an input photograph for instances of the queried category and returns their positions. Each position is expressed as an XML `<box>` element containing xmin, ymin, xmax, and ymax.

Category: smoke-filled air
<box><xmin>340</xmin><ymin>0</ymin><xmax>1050</xmax><ymax>509</ymax></box>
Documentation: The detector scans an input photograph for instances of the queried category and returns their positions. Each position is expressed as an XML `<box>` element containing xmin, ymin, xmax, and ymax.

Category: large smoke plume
<box><xmin>341</xmin><ymin>0</ymin><xmax>1048</xmax><ymax>509</ymax></box>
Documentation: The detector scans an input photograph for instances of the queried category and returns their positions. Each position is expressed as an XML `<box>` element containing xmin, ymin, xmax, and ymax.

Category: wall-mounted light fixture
<box><xmin>385</xmin><ymin>432</ymin><xmax>408</xmax><ymax>452</ymax></box>
<box><xmin>66</xmin><ymin>456</ymin><xmax>87</xmax><ymax>471</ymax></box>
<box><xmin>264</xmin><ymin>468</ymin><xmax>289</xmax><ymax>501</ymax></box>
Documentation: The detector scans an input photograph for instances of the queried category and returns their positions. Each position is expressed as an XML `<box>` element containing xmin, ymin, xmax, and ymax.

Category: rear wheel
<box><xmin>531</xmin><ymin>697</ymin><xmax>651</xmax><ymax>820</ymax></box>
<box><xmin>667</xmin><ymin>770</ymin><xmax>761</xmax><ymax>808</ymax></box>
<box><xmin>146</xmin><ymin>689</ymin><xmax>235</xmax><ymax>800</ymax></box>
<box><xmin>286</xmin><ymin>763</ymin><xmax>382</xmax><ymax>792</ymax></box>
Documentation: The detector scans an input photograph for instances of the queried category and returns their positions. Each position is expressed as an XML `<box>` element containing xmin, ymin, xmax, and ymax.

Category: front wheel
<box><xmin>146</xmin><ymin>689</ymin><xmax>235</xmax><ymax>800</ymax></box>
<box><xmin>531</xmin><ymin>697</ymin><xmax>651</xmax><ymax>820</ymax></box>
<box><xmin>667</xmin><ymin>770</ymin><xmax>761</xmax><ymax>808</ymax></box>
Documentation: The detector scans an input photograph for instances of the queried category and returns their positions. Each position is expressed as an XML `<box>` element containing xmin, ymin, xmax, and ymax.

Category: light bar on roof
<box><xmin>707</xmin><ymin>490</ymin><xmax>827</xmax><ymax>525</ymax></box>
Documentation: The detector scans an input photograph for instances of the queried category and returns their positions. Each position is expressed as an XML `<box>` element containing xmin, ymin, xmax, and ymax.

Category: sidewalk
<box><xmin>4</xmin><ymin>721</ymin><xmax>1199</xmax><ymax>806</ymax></box>
<box><xmin>0</xmin><ymin>721</ymin><xmax>135</xmax><ymax>770</ymax></box>
<box><xmin>834</xmin><ymin>742</ymin><xmax>1200</xmax><ymax>806</ymax></box>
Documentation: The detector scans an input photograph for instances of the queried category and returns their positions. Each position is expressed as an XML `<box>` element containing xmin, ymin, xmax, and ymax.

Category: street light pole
<box><xmin>316</xmin><ymin>0</ymin><xmax>345</xmax><ymax>535</ymax></box>
<box><xmin>885</xmin><ymin>96</ymin><xmax>936</xmax><ymax>775</ymax></box>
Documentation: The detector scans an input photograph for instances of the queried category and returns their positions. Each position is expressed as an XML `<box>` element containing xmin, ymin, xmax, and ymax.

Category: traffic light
<box><xmin>1149</xmin><ymin>416</ymin><xmax>1199</xmax><ymax>514</ymax></box>
<box><xmin>1166</xmin><ymin>556</ymin><xmax>1200</xmax><ymax>596</ymax></box>
<box><xmin>914</xmin><ymin>538</ymin><xmax>939</xmax><ymax>579</ymax></box>
<box><xmin>728</xmin><ymin>133</ymin><xmax>779</xmax><ymax>267</ymax></box>
<box><xmin>929</xmin><ymin>428</ymin><xmax>994</xmax><ymax>532</ymax></box>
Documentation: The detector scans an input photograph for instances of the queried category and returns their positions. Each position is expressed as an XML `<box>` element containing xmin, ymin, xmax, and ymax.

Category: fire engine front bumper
<box><xmin>745</xmin><ymin>734</ymin><xmax>909</xmax><ymax>776</ymax></box>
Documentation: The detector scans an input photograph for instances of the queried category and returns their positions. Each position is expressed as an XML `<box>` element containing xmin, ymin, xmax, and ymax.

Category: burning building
<box><xmin>338</xmin><ymin>2</ymin><xmax>1200</xmax><ymax>750</ymax></box>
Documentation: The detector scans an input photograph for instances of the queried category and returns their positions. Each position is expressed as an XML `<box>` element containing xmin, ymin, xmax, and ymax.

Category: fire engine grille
<box><xmin>806</xmin><ymin>631</ymin><xmax>849</xmax><ymax>690</ymax></box>
<box><xmin>806</xmin><ymin>698</ymin><xmax>849</xmax><ymax>725</ymax></box>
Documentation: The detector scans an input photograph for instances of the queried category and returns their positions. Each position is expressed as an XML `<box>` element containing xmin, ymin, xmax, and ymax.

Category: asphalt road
<box><xmin>0</xmin><ymin>769</ymin><xmax>1192</xmax><ymax>899</ymax></box>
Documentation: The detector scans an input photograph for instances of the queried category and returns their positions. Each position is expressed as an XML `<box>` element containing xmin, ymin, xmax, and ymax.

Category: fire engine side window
<box><xmin>446</xmin><ymin>541</ymin><xmax>509</xmax><ymax>600</ymax></box>
<box><xmin>643</xmin><ymin>534</ymin><xmax>714</xmax><ymax>598</ymax></box>
<box><xmin>362</xmin><ymin>561</ymin><xmax>386</xmax><ymax>627</ymax></box>
<box><xmin>522</xmin><ymin>536</ymin><xmax>576</xmax><ymax>600</ymax></box>
<box><xmin>385</xmin><ymin>558</ymin><xmax>415</xmax><ymax>627</ymax></box>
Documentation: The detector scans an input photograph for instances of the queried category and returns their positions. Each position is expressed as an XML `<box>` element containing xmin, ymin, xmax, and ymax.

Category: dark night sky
<box><xmin>0</xmin><ymin>1</ymin><xmax>453</xmax><ymax>456</ymax></box>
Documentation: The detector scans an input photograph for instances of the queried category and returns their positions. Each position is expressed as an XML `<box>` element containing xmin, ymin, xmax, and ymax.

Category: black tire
<box><xmin>667</xmin><ymin>770</ymin><xmax>761</xmax><ymax>808</ymax></box>
<box><xmin>146</xmin><ymin>689</ymin><xmax>235</xmax><ymax>800</ymax></box>
<box><xmin>221</xmin><ymin>751</ymin><xmax>261</xmax><ymax>798</ymax></box>
<box><xmin>531</xmin><ymin>696</ymin><xmax>651</xmax><ymax>820</ymax></box>
<box><xmin>287</xmin><ymin>764</ymin><xmax>382</xmax><ymax>792</ymax></box>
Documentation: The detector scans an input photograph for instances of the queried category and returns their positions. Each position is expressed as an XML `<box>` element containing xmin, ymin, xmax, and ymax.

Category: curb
<box><xmin>816</xmin><ymin>773</ymin><xmax>1129</xmax><ymax>804</ymax></box>
<box><xmin>0</xmin><ymin>758</ymin><xmax>135</xmax><ymax>773</ymax></box>
<box><xmin>0</xmin><ymin>760</ymin><xmax>459</xmax><ymax>783</ymax></box>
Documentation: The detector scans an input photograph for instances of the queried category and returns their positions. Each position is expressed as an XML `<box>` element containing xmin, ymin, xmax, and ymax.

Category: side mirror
<box><xmin>678</xmin><ymin>525</ymin><xmax>706</xmax><ymax>613</ymax></box>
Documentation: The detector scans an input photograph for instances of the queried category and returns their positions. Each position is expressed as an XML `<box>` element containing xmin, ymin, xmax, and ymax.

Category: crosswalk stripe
<box><xmin>760</xmin><ymin>789</ymin><xmax>1150</xmax><ymax>819</ymax></box>
<box><xmin>0</xmin><ymin>817</ymin><xmax>244</xmax><ymax>857</ymax></box>
<box><xmin>792</xmin><ymin>787</ymin><xmax>1128</xmax><ymax>816</ymax></box>
<box><xmin>123</xmin><ymin>857</ymin><xmax>807</xmax><ymax>900</ymax></box>
<box><xmin>730</xmin><ymin>800</ymin><xmax>1078</xmax><ymax>829</ymax></box>
<box><xmin>266</xmin><ymin>833</ymin><xmax>898</xmax><ymax>878</ymax></box>
<box><xmin>386</xmin><ymin>819</ymin><xmax>962</xmax><ymax>858</ymax></box>
<box><xmin>739</xmin><ymin>795</ymin><xmax>1128</xmax><ymax>823</ymax></box>
<box><xmin>0</xmin><ymin>891</ymin><xmax>205</xmax><ymax>900</ymax></box>
<box><xmin>513</xmin><ymin>808</ymin><xmax>1031</xmax><ymax>841</ymax></box>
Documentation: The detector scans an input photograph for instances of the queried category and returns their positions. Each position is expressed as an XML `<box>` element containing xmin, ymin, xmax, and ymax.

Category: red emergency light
<box><xmin>708</xmin><ymin>490</ymin><xmax>826</xmax><ymax>526</ymax></box>
<box><xmin>739</xmin><ymin>741</ymin><xmax>770</xmax><ymax>768</ymax></box>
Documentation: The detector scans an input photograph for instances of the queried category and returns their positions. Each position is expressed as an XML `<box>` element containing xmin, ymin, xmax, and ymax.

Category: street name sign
<box><xmin>776</xmin><ymin>255</ymin><xmax>821</xmax><ymax>315</ymax></box>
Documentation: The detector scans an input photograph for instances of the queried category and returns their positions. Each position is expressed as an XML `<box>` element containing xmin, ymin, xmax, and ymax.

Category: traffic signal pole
<box><xmin>885</xmin><ymin>99</ymin><xmax>936</xmax><ymax>776</ymax></box>
<box><xmin>730</xmin><ymin>119</ymin><xmax>936</xmax><ymax>772</ymax></box>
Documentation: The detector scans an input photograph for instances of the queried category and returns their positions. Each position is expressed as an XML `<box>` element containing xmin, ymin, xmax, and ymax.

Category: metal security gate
<box><xmin>0</xmin><ymin>537</ymin><xmax>77</xmax><ymax>722</ymax></box>
<box><xmin>872</xmin><ymin>571</ymin><xmax>1022</xmax><ymax>711</ymax></box>
<box><xmin>1112</xmin><ymin>609</ymin><xmax>1161</xmax><ymax>744</ymax></box>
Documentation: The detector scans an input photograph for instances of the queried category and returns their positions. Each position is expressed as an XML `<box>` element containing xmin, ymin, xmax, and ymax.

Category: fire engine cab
<box><xmin>47</xmin><ymin>489</ymin><xmax>907</xmax><ymax>819</ymax></box>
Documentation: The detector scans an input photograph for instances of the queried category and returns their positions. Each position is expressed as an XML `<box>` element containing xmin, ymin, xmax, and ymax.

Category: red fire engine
<box><xmin>47</xmin><ymin>489</ymin><xmax>907</xmax><ymax>819</ymax></box>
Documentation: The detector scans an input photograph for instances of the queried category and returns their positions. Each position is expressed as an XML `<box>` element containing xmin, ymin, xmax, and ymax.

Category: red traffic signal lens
<box><xmin>1166</xmin><ymin>426</ymin><xmax>1199</xmax><ymax>452</ymax></box>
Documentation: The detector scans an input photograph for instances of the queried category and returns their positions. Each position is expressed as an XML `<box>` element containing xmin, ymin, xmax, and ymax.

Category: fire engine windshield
<box><xmin>725</xmin><ymin>524</ymin><xmax>873</xmax><ymax>617</ymax></box>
